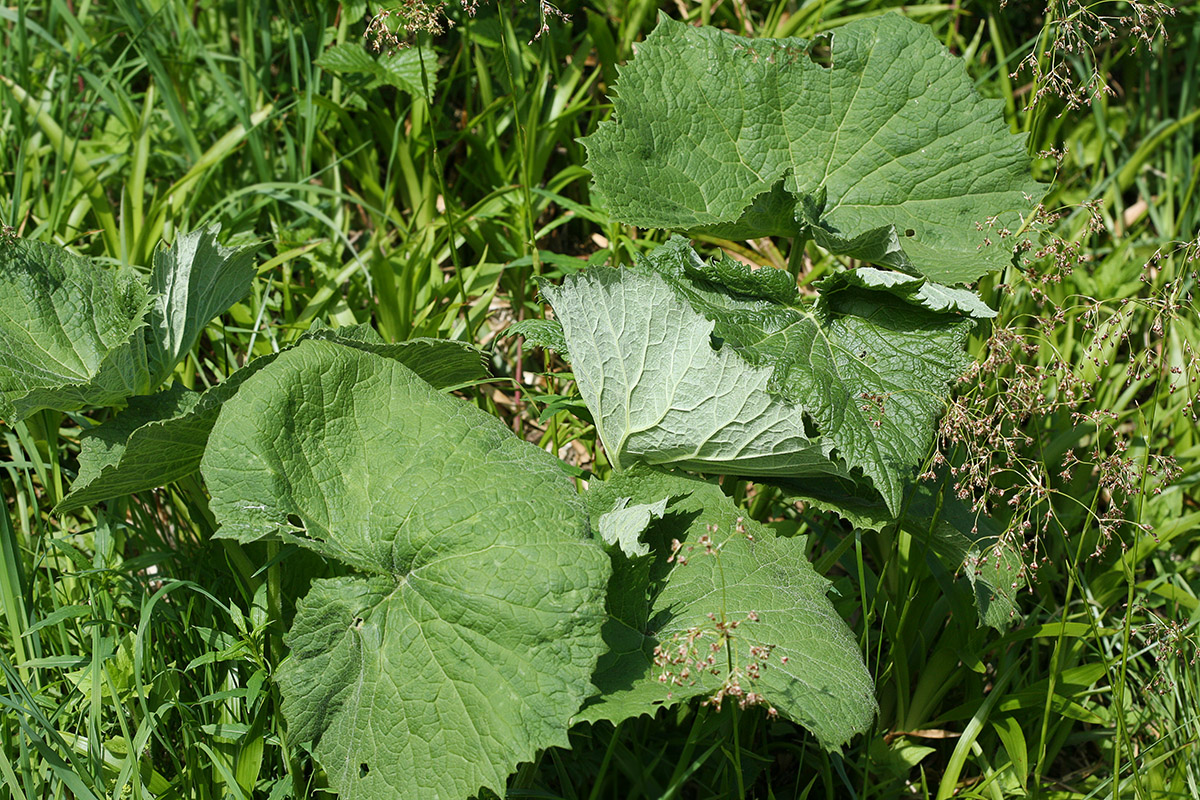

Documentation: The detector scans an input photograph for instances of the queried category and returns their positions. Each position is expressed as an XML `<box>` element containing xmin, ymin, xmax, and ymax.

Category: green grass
<box><xmin>2</xmin><ymin>0</ymin><xmax>1199</xmax><ymax>797</ymax></box>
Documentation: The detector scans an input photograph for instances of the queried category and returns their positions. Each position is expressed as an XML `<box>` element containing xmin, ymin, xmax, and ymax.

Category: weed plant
<box><xmin>1</xmin><ymin>0</ymin><xmax>1198</xmax><ymax>797</ymax></box>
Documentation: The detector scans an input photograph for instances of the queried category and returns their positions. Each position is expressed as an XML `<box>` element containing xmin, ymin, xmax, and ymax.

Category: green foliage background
<box><xmin>1</xmin><ymin>0</ymin><xmax>1198</xmax><ymax>797</ymax></box>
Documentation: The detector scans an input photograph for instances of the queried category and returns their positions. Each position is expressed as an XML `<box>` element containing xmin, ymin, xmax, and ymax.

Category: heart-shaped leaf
<box><xmin>201</xmin><ymin>340</ymin><xmax>609</xmax><ymax>800</ymax></box>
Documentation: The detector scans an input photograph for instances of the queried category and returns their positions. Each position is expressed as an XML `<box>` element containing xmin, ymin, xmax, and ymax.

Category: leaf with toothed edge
<box><xmin>583</xmin><ymin>13</ymin><xmax>1045</xmax><ymax>284</ymax></box>
<box><xmin>577</xmin><ymin>467</ymin><xmax>876</xmax><ymax>749</ymax></box>
<box><xmin>540</xmin><ymin>264</ymin><xmax>849</xmax><ymax>483</ymax></box>
<box><xmin>0</xmin><ymin>238</ymin><xmax>150</xmax><ymax>422</ymax></box>
<box><xmin>599</xmin><ymin>496</ymin><xmax>670</xmax><ymax>557</ymax></box>
<box><xmin>504</xmin><ymin>318</ymin><xmax>570</xmax><ymax>361</ymax></box>
<box><xmin>201</xmin><ymin>339</ymin><xmax>608</xmax><ymax>800</ymax></box>
<box><xmin>542</xmin><ymin>238</ymin><xmax>975</xmax><ymax>516</ymax></box>
<box><xmin>0</xmin><ymin>228</ymin><xmax>255</xmax><ymax>422</ymax></box>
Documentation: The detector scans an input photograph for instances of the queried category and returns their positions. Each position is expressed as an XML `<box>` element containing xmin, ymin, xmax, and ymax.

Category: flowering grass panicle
<box><xmin>1005</xmin><ymin>0</ymin><xmax>1176</xmax><ymax>110</ymax></box>
<box><xmin>365</xmin><ymin>0</ymin><xmax>567</xmax><ymax>52</ymax></box>
<box><xmin>929</xmin><ymin>194</ymin><xmax>1196</xmax><ymax>584</ymax></box>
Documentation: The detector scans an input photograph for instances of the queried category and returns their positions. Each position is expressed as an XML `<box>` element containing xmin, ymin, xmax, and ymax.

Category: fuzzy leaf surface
<box><xmin>545</xmin><ymin>239</ymin><xmax>973</xmax><ymax>514</ymax></box>
<box><xmin>818</xmin><ymin>267</ymin><xmax>996</xmax><ymax>319</ymax></box>
<box><xmin>57</xmin><ymin>331</ymin><xmax>489</xmax><ymax>512</ymax></box>
<box><xmin>540</xmin><ymin>266</ymin><xmax>844</xmax><ymax>482</ymax></box>
<box><xmin>201</xmin><ymin>340</ymin><xmax>608</xmax><ymax>800</ymax></box>
<box><xmin>583</xmin><ymin>14</ymin><xmax>1044</xmax><ymax>283</ymax></box>
<box><xmin>599</xmin><ymin>497</ymin><xmax>669</xmax><ymax>557</ymax></box>
<box><xmin>644</xmin><ymin>238</ymin><xmax>973</xmax><ymax>511</ymax></box>
<box><xmin>0</xmin><ymin>230</ymin><xmax>254</xmax><ymax>422</ymax></box>
<box><xmin>0</xmin><ymin>238</ymin><xmax>149</xmax><ymax>421</ymax></box>
<box><xmin>578</xmin><ymin>467</ymin><xmax>876</xmax><ymax>749</ymax></box>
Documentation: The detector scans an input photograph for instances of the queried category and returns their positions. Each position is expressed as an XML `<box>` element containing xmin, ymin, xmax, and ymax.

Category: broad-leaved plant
<box><xmin>0</xmin><ymin>12</ymin><xmax>1043</xmax><ymax>799</ymax></box>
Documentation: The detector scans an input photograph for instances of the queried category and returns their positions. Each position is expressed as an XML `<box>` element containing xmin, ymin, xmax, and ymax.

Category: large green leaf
<box><xmin>56</xmin><ymin>328</ymin><xmax>489</xmax><ymax>512</ymax></box>
<box><xmin>583</xmin><ymin>14</ymin><xmax>1045</xmax><ymax>283</ymax></box>
<box><xmin>55</xmin><ymin>363</ymin><xmax>265</xmax><ymax>514</ymax></box>
<box><xmin>142</xmin><ymin>229</ymin><xmax>257</xmax><ymax>387</ymax></box>
<box><xmin>577</xmin><ymin>467</ymin><xmax>876</xmax><ymax>750</ymax></box>
<box><xmin>0</xmin><ymin>238</ymin><xmax>149</xmax><ymax>421</ymax></box>
<box><xmin>542</xmin><ymin>239</ymin><xmax>973</xmax><ymax>514</ymax></box>
<box><xmin>817</xmin><ymin>266</ymin><xmax>997</xmax><ymax>320</ymax></box>
<box><xmin>540</xmin><ymin>265</ymin><xmax>845</xmax><ymax>481</ymax></box>
<box><xmin>201</xmin><ymin>340</ymin><xmax>608</xmax><ymax>800</ymax></box>
<box><xmin>59</xmin><ymin>385</ymin><xmax>204</xmax><ymax>512</ymax></box>
<box><xmin>0</xmin><ymin>229</ymin><xmax>255</xmax><ymax>422</ymax></box>
<box><xmin>647</xmin><ymin>240</ymin><xmax>974</xmax><ymax>512</ymax></box>
<box><xmin>312</xmin><ymin>329</ymin><xmax>490</xmax><ymax>390</ymax></box>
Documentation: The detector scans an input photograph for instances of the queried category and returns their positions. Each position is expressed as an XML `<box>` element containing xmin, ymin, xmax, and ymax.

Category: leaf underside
<box><xmin>201</xmin><ymin>340</ymin><xmax>608</xmax><ymax>800</ymax></box>
<box><xmin>598</xmin><ymin>496</ymin><xmax>669</xmax><ymax>557</ymax></box>
<box><xmin>543</xmin><ymin>239</ymin><xmax>973</xmax><ymax>515</ymax></box>
<box><xmin>578</xmin><ymin>467</ymin><xmax>876</xmax><ymax>750</ymax></box>
<box><xmin>583</xmin><ymin>13</ymin><xmax>1045</xmax><ymax>284</ymax></box>
<box><xmin>541</xmin><ymin>265</ymin><xmax>843</xmax><ymax>480</ymax></box>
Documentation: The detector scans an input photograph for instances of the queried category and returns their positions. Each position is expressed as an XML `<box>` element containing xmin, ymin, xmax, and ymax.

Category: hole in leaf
<box><xmin>904</xmin><ymin>229</ymin><xmax>916</xmax><ymax>237</ymax></box>
<box><xmin>801</xmin><ymin>411</ymin><xmax>821</xmax><ymax>437</ymax></box>
<box><xmin>806</xmin><ymin>38</ymin><xmax>833</xmax><ymax>69</ymax></box>
<box><xmin>286</xmin><ymin>513</ymin><xmax>304</xmax><ymax>529</ymax></box>
<box><xmin>359</xmin><ymin>763</ymin><xmax>369</xmax><ymax>778</ymax></box>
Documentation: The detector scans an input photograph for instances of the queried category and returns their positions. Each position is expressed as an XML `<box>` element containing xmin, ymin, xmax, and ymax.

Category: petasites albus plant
<box><xmin>0</xmin><ymin>13</ymin><xmax>1042</xmax><ymax>800</ymax></box>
